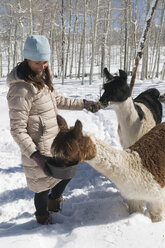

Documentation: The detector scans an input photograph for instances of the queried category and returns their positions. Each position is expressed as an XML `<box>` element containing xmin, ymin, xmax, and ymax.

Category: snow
<box><xmin>0</xmin><ymin>73</ymin><xmax>165</xmax><ymax>248</ymax></box>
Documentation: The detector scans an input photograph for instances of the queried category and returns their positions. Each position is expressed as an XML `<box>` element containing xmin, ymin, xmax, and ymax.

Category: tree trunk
<box><xmin>161</xmin><ymin>63</ymin><xmax>165</xmax><ymax>80</ymax></box>
<box><xmin>82</xmin><ymin>0</ymin><xmax>88</xmax><ymax>85</ymax></box>
<box><xmin>61</xmin><ymin>0</ymin><xmax>65</xmax><ymax>84</ymax></box>
<box><xmin>155</xmin><ymin>0</ymin><xmax>165</xmax><ymax>77</ymax></box>
<box><xmin>130</xmin><ymin>0</ymin><xmax>160</xmax><ymax>94</ymax></box>
<box><xmin>100</xmin><ymin>0</ymin><xmax>111</xmax><ymax>77</ymax></box>
<box><xmin>123</xmin><ymin>0</ymin><xmax>130</xmax><ymax>72</ymax></box>
<box><xmin>0</xmin><ymin>54</ymin><xmax>2</xmax><ymax>77</ymax></box>
<box><xmin>70</xmin><ymin>0</ymin><xmax>78</xmax><ymax>79</ymax></box>
<box><xmin>29</xmin><ymin>0</ymin><xmax>33</xmax><ymax>34</ymax></box>
<box><xmin>13</xmin><ymin>21</ymin><xmax>18</xmax><ymax>68</ymax></box>
<box><xmin>65</xmin><ymin>0</ymin><xmax>72</xmax><ymax>78</ymax></box>
<box><xmin>141</xmin><ymin>0</ymin><xmax>150</xmax><ymax>80</ymax></box>
<box><xmin>89</xmin><ymin>0</ymin><xmax>100</xmax><ymax>85</ymax></box>
<box><xmin>77</xmin><ymin>25</ymin><xmax>83</xmax><ymax>79</ymax></box>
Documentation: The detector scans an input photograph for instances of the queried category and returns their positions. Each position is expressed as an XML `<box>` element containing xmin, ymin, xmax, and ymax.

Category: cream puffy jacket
<box><xmin>7</xmin><ymin>67</ymin><xmax>84</xmax><ymax>193</ymax></box>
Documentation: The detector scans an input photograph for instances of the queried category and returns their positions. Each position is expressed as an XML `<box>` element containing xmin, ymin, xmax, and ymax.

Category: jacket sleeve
<box><xmin>7</xmin><ymin>84</ymin><xmax>37</xmax><ymax>158</ymax></box>
<box><xmin>54</xmin><ymin>88</ymin><xmax>84</xmax><ymax>110</ymax></box>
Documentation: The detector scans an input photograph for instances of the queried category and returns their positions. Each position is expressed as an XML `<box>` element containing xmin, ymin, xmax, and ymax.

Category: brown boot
<box><xmin>35</xmin><ymin>211</ymin><xmax>52</xmax><ymax>225</ymax></box>
<box><xmin>48</xmin><ymin>195</ymin><xmax>63</xmax><ymax>212</ymax></box>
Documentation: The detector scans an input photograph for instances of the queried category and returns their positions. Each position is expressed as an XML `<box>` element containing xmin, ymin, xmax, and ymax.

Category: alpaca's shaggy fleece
<box><xmin>130</xmin><ymin>123</ymin><xmax>165</xmax><ymax>187</ymax></box>
<box><xmin>86</xmin><ymin>127</ymin><xmax>165</xmax><ymax>223</ymax></box>
<box><xmin>99</xmin><ymin>68</ymin><xmax>162</xmax><ymax>148</ymax></box>
<box><xmin>51</xmin><ymin>116</ymin><xmax>165</xmax><ymax>222</ymax></box>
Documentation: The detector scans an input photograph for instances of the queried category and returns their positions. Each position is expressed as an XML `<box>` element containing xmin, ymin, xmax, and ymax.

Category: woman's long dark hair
<box><xmin>17</xmin><ymin>59</ymin><xmax>54</xmax><ymax>91</ymax></box>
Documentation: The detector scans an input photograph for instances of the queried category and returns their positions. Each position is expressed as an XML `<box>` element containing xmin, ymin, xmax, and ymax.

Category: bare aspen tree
<box><xmin>19</xmin><ymin>21</ymin><xmax>25</xmax><ymax>62</ymax></box>
<box><xmin>154</xmin><ymin>0</ymin><xmax>165</xmax><ymax>78</ymax></box>
<box><xmin>106</xmin><ymin>0</ymin><xmax>112</xmax><ymax>72</ymax></box>
<box><xmin>123</xmin><ymin>0</ymin><xmax>130</xmax><ymax>72</ymax></box>
<box><xmin>0</xmin><ymin>53</ymin><xmax>2</xmax><ymax>77</ymax></box>
<box><xmin>61</xmin><ymin>0</ymin><xmax>65</xmax><ymax>84</ymax></box>
<box><xmin>6</xmin><ymin>0</ymin><xmax>13</xmax><ymax>74</ymax></box>
<box><xmin>119</xmin><ymin>3</ymin><xmax>126</xmax><ymax>70</ymax></box>
<box><xmin>70</xmin><ymin>0</ymin><xmax>78</xmax><ymax>79</ymax></box>
<box><xmin>130</xmin><ymin>0</ymin><xmax>160</xmax><ymax>94</ymax></box>
<box><xmin>49</xmin><ymin>2</ymin><xmax>59</xmax><ymax>77</ymax></box>
<box><xmin>51</xmin><ymin>1</ymin><xmax>62</xmax><ymax>78</ymax></box>
<box><xmin>77</xmin><ymin>22</ymin><xmax>83</xmax><ymax>79</ymax></box>
<box><xmin>127</xmin><ymin>1</ymin><xmax>135</xmax><ymax>73</ymax></box>
<box><xmin>89</xmin><ymin>0</ymin><xmax>100</xmax><ymax>85</ymax></box>
<box><xmin>74</xmin><ymin>39</ymin><xmax>78</xmax><ymax>79</ymax></box>
<box><xmin>119</xmin><ymin>23</ymin><xmax>124</xmax><ymax>70</ymax></box>
<box><xmin>49</xmin><ymin>11</ymin><xmax>54</xmax><ymax>75</ymax></box>
<box><xmin>13</xmin><ymin>19</ymin><xmax>18</xmax><ymax>67</ymax></box>
<box><xmin>50</xmin><ymin>28</ymin><xmax>55</xmax><ymax>76</ymax></box>
<box><xmin>65</xmin><ymin>0</ymin><xmax>72</xmax><ymax>78</ymax></box>
<box><xmin>100</xmin><ymin>0</ymin><xmax>111</xmax><ymax>77</ymax></box>
<box><xmin>130</xmin><ymin>1</ymin><xmax>138</xmax><ymax>74</ymax></box>
<box><xmin>141</xmin><ymin>0</ymin><xmax>151</xmax><ymax>80</ymax></box>
<box><xmin>0</xmin><ymin>4</ymin><xmax>2</xmax><ymax>77</ymax></box>
<box><xmin>55</xmin><ymin>34</ymin><xmax>62</xmax><ymax>78</ymax></box>
<box><xmin>82</xmin><ymin>0</ymin><xmax>88</xmax><ymax>85</ymax></box>
<box><xmin>29</xmin><ymin>0</ymin><xmax>33</xmax><ymax>34</ymax></box>
<box><xmin>8</xmin><ymin>28</ymin><xmax>12</xmax><ymax>74</ymax></box>
<box><xmin>161</xmin><ymin>63</ymin><xmax>165</xmax><ymax>80</ymax></box>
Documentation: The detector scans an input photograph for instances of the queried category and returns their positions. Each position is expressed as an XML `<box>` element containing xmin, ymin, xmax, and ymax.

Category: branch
<box><xmin>129</xmin><ymin>0</ymin><xmax>160</xmax><ymax>94</ymax></box>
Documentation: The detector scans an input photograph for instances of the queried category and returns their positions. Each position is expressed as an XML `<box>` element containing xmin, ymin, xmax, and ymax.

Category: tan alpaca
<box><xmin>51</xmin><ymin>115</ymin><xmax>165</xmax><ymax>222</ymax></box>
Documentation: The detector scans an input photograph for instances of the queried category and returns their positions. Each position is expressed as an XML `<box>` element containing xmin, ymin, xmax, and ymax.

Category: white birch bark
<box><xmin>0</xmin><ymin>53</ymin><xmax>2</xmax><ymax>77</ymax></box>
<box><xmin>13</xmin><ymin>20</ymin><xmax>18</xmax><ymax>67</ymax></box>
<box><xmin>161</xmin><ymin>63</ymin><xmax>165</xmax><ymax>80</ymax></box>
<box><xmin>154</xmin><ymin>0</ymin><xmax>165</xmax><ymax>78</ymax></box>
<box><xmin>130</xmin><ymin>0</ymin><xmax>160</xmax><ymax>93</ymax></box>
<box><xmin>89</xmin><ymin>0</ymin><xmax>100</xmax><ymax>85</ymax></box>
<box><xmin>70</xmin><ymin>17</ymin><xmax>77</xmax><ymax>78</ymax></box>
<box><xmin>101</xmin><ymin>0</ymin><xmax>111</xmax><ymax>77</ymax></box>
<box><xmin>65</xmin><ymin>0</ymin><xmax>72</xmax><ymax>78</ymax></box>
<box><xmin>82</xmin><ymin>0</ymin><xmax>88</xmax><ymax>85</ymax></box>
<box><xmin>29</xmin><ymin>0</ymin><xmax>33</xmax><ymax>34</ymax></box>
<box><xmin>61</xmin><ymin>0</ymin><xmax>65</xmax><ymax>84</ymax></box>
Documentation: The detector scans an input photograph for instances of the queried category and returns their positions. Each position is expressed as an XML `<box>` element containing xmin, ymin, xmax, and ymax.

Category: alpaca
<box><xmin>51</xmin><ymin>115</ymin><xmax>165</xmax><ymax>222</ymax></box>
<box><xmin>99</xmin><ymin>68</ymin><xmax>162</xmax><ymax>148</ymax></box>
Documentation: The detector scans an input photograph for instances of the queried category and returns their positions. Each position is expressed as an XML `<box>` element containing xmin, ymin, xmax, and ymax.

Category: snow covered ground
<box><xmin>0</xmin><ymin>73</ymin><xmax>165</xmax><ymax>248</ymax></box>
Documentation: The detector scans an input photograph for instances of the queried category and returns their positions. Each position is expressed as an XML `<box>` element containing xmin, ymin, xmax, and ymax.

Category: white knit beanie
<box><xmin>23</xmin><ymin>35</ymin><xmax>50</xmax><ymax>61</ymax></box>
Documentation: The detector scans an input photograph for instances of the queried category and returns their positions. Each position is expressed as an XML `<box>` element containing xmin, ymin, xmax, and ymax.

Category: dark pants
<box><xmin>34</xmin><ymin>179</ymin><xmax>71</xmax><ymax>215</ymax></box>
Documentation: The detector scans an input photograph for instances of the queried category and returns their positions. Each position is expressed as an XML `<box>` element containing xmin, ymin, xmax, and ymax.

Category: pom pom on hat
<box><xmin>23</xmin><ymin>35</ymin><xmax>50</xmax><ymax>61</ymax></box>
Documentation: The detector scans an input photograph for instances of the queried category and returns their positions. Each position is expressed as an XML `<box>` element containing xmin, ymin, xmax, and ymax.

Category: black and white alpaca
<box><xmin>51</xmin><ymin>115</ymin><xmax>165</xmax><ymax>222</ymax></box>
<box><xmin>99</xmin><ymin>68</ymin><xmax>162</xmax><ymax>148</ymax></box>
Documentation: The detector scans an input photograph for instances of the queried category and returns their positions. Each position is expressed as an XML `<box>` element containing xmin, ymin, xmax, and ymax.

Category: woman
<box><xmin>6</xmin><ymin>35</ymin><xmax>102</xmax><ymax>224</ymax></box>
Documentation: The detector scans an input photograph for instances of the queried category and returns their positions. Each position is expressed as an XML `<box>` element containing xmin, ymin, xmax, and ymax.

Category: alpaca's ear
<box><xmin>72</xmin><ymin>120</ymin><xmax>83</xmax><ymax>140</ymax></box>
<box><xmin>103</xmin><ymin>67</ymin><xmax>114</xmax><ymax>81</ymax></box>
<box><xmin>119</xmin><ymin>69</ymin><xmax>127</xmax><ymax>80</ymax></box>
<box><xmin>57</xmin><ymin>114</ymin><xmax>68</xmax><ymax>130</ymax></box>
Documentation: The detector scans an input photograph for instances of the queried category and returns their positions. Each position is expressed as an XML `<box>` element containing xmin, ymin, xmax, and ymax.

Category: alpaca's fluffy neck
<box><xmin>86</xmin><ymin>135</ymin><xmax>161</xmax><ymax>201</ymax></box>
<box><xmin>86</xmin><ymin>136</ymin><xmax>132</xmax><ymax>183</ymax></box>
<box><xmin>112</xmin><ymin>96</ymin><xmax>139</xmax><ymax>128</ymax></box>
<box><xmin>111</xmin><ymin>97</ymin><xmax>141</xmax><ymax>148</ymax></box>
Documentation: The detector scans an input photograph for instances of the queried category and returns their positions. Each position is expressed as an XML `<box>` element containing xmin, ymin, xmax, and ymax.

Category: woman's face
<box><xmin>27</xmin><ymin>60</ymin><xmax>48</xmax><ymax>75</ymax></box>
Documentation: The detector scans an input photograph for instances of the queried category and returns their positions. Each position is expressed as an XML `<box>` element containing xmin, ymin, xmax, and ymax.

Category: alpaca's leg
<box><xmin>148</xmin><ymin>201</ymin><xmax>164</xmax><ymax>222</ymax></box>
<box><xmin>127</xmin><ymin>199</ymin><xmax>146</xmax><ymax>214</ymax></box>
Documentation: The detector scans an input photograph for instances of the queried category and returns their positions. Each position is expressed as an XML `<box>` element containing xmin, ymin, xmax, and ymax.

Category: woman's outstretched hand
<box><xmin>83</xmin><ymin>99</ymin><xmax>106</xmax><ymax>113</ymax></box>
